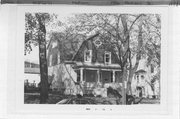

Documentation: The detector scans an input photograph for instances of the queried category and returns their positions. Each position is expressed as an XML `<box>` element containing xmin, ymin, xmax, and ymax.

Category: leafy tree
<box><xmin>48</xmin><ymin>30</ymin><xmax>86</xmax><ymax>63</ymax></box>
<box><xmin>25</xmin><ymin>13</ymin><xmax>56</xmax><ymax>103</ymax></box>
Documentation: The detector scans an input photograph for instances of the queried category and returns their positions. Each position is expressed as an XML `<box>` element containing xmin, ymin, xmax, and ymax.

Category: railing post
<box><xmin>112</xmin><ymin>70</ymin><xmax>115</xmax><ymax>82</ymax></box>
<box><xmin>97</xmin><ymin>70</ymin><xmax>100</xmax><ymax>83</ymax></box>
<box><xmin>80</xmin><ymin>68</ymin><xmax>83</xmax><ymax>82</ymax></box>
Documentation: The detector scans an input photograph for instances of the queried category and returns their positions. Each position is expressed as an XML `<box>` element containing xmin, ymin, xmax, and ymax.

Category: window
<box><xmin>85</xmin><ymin>70</ymin><xmax>96</xmax><ymax>82</ymax></box>
<box><xmin>57</xmin><ymin>53</ymin><xmax>60</xmax><ymax>64</ymax></box>
<box><xmin>31</xmin><ymin>63</ymin><xmax>35</xmax><ymax>68</ymax></box>
<box><xmin>141</xmin><ymin>75</ymin><xmax>144</xmax><ymax>79</ymax></box>
<box><xmin>93</xmin><ymin>38</ymin><xmax>102</xmax><ymax>48</ymax></box>
<box><xmin>84</xmin><ymin>50</ymin><xmax>92</xmax><ymax>62</ymax></box>
<box><xmin>151</xmin><ymin>64</ymin><xmax>154</xmax><ymax>73</ymax></box>
<box><xmin>104</xmin><ymin>51</ymin><xmax>111</xmax><ymax>64</ymax></box>
<box><xmin>75</xmin><ymin>70</ymin><xmax>80</xmax><ymax>82</ymax></box>
<box><xmin>25</xmin><ymin>62</ymin><xmax>30</xmax><ymax>68</ymax></box>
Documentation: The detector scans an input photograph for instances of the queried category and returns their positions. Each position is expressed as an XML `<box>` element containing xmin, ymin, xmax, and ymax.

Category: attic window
<box><xmin>104</xmin><ymin>51</ymin><xmax>111</xmax><ymax>64</ymax></box>
<box><xmin>84</xmin><ymin>50</ymin><xmax>92</xmax><ymax>62</ymax></box>
<box><xmin>94</xmin><ymin>39</ymin><xmax>102</xmax><ymax>48</ymax></box>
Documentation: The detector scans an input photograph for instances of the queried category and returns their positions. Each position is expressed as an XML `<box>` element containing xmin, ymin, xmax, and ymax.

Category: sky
<box><xmin>24</xmin><ymin>13</ymin><xmax>73</xmax><ymax>63</ymax></box>
<box><xmin>25</xmin><ymin>45</ymin><xmax>39</xmax><ymax>64</ymax></box>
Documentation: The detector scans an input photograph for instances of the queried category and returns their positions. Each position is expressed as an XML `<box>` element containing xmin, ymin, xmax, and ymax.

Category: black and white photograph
<box><xmin>24</xmin><ymin>12</ymin><xmax>161</xmax><ymax>105</ymax></box>
<box><xmin>1</xmin><ymin>3</ymin><xmax>180</xmax><ymax>119</ymax></box>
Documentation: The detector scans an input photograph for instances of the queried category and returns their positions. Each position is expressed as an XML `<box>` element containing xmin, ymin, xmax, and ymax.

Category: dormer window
<box><xmin>104</xmin><ymin>51</ymin><xmax>111</xmax><ymax>64</ymax></box>
<box><xmin>84</xmin><ymin>50</ymin><xmax>92</xmax><ymax>62</ymax></box>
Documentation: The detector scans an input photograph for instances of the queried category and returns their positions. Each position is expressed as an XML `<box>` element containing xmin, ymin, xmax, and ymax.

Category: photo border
<box><xmin>7</xmin><ymin>5</ymin><xmax>172</xmax><ymax>117</ymax></box>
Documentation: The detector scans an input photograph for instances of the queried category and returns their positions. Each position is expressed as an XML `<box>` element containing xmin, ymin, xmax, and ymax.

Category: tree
<box><xmin>25</xmin><ymin>13</ymin><xmax>55</xmax><ymax>103</ymax></box>
<box><xmin>48</xmin><ymin>29</ymin><xmax>86</xmax><ymax>63</ymax></box>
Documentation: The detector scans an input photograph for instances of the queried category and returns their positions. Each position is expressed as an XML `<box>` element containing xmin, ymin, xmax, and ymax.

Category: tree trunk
<box><xmin>126</xmin><ymin>22</ymin><xmax>143</xmax><ymax>97</ymax></box>
<box><xmin>37</xmin><ymin>14</ymin><xmax>49</xmax><ymax>104</ymax></box>
<box><xmin>127</xmin><ymin>66</ymin><xmax>138</xmax><ymax>96</ymax></box>
<box><xmin>122</xmin><ymin>64</ymin><xmax>128</xmax><ymax>104</ymax></box>
<box><xmin>39</xmin><ymin>34</ymin><xmax>49</xmax><ymax>104</ymax></box>
<box><xmin>127</xmin><ymin>70</ymin><xmax>133</xmax><ymax>95</ymax></box>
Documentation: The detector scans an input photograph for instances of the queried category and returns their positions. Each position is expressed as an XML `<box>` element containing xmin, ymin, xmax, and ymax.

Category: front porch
<box><xmin>73</xmin><ymin>62</ymin><xmax>123</xmax><ymax>94</ymax></box>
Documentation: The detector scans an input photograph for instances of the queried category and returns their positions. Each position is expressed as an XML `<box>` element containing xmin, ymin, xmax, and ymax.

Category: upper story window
<box><xmin>57</xmin><ymin>53</ymin><xmax>60</xmax><ymax>64</ymax></box>
<box><xmin>93</xmin><ymin>38</ymin><xmax>102</xmax><ymax>48</ymax></box>
<box><xmin>84</xmin><ymin>50</ymin><xmax>92</xmax><ymax>62</ymax></box>
<box><xmin>151</xmin><ymin>64</ymin><xmax>154</xmax><ymax>73</ymax></box>
<box><xmin>104</xmin><ymin>51</ymin><xmax>111</xmax><ymax>64</ymax></box>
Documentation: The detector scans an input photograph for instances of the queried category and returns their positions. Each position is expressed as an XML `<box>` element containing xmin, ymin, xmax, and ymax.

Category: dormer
<box><xmin>84</xmin><ymin>50</ymin><xmax>92</xmax><ymax>63</ymax></box>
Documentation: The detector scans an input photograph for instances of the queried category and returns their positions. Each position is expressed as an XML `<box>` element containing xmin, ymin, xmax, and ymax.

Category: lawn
<box><xmin>24</xmin><ymin>93</ymin><xmax>160</xmax><ymax>104</ymax></box>
<box><xmin>24</xmin><ymin>93</ymin><xmax>66</xmax><ymax>104</ymax></box>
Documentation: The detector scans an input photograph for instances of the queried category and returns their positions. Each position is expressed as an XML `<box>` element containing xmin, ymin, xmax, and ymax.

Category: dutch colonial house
<box><xmin>72</xmin><ymin>33</ymin><xmax>123</xmax><ymax>93</ymax></box>
<box><xmin>46</xmin><ymin>32</ymin><xmax>160</xmax><ymax>98</ymax></box>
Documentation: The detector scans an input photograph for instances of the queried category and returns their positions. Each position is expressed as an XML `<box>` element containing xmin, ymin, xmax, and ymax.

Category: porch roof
<box><xmin>72</xmin><ymin>62</ymin><xmax>121</xmax><ymax>70</ymax></box>
<box><xmin>135</xmin><ymin>69</ymin><xmax>147</xmax><ymax>74</ymax></box>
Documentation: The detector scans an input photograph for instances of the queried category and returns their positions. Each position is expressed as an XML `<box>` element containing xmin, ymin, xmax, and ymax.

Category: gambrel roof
<box><xmin>72</xmin><ymin>33</ymin><xmax>120</xmax><ymax>64</ymax></box>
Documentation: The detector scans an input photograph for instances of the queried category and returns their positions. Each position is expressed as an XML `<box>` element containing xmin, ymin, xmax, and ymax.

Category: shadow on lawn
<box><xmin>24</xmin><ymin>93</ymin><xmax>66</xmax><ymax>104</ymax></box>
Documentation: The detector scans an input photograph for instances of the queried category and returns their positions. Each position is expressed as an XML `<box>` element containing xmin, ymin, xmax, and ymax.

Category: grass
<box><xmin>24</xmin><ymin>93</ymin><xmax>160</xmax><ymax>104</ymax></box>
<box><xmin>24</xmin><ymin>93</ymin><xmax>66</xmax><ymax>104</ymax></box>
<box><xmin>138</xmin><ymin>98</ymin><xmax>160</xmax><ymax>104</ymax></box>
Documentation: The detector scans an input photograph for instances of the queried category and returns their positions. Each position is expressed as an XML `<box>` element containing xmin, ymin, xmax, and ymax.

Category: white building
<box><xmin>131</xmin><ymin>58</ymin><xmax>160</xmax><ymax>98</ymax></box>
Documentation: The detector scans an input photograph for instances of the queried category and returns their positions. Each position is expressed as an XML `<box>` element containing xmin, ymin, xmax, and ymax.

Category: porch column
<box><xmin>80</xmin><ymin>68</ymin><xmax>83</xmax><ymax>82</ymax></box>
<box><xmin>97</xmin><ymin>70</ymin><xmax>100</xmax><ymax>83</ymax></box>
<box><xmin>112</xmin><ymin>70</ymin><xmax>115</xmax><ymax>82</ymax></box>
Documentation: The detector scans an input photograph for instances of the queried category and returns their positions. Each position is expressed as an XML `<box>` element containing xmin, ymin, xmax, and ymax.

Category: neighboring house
<box><xmin>24</xmin><ymin>61</ymin><xmax>40</xmax><ymax>87</ymax></box>
<box><xmin>131</xmin><ymin>59</ymin><xmax>160</xmax><ymax>98</ymax></box>
<box><xmin>47</xmin><ymin>38</ymin><xmax>61</xmax><ymax>67</ymax></box>
<box><xmin>72</xmin><ymin>33</ymin><xmax>123</xmax><ymax>94</ymax></box>
<box><xmin>47</xmin><ymin>37</ymin><xmax>82</xmax><ymax>95</ymax></box>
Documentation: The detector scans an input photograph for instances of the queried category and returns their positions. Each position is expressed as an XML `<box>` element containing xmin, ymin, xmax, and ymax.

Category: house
<box><xmin>47</xmin><ymin>37</ymin><xmax>61</xmax><ymax>67</ymax></box>
<box><xmin>46</xmin><ymin>33</ymin><xmax>123</xmax><ymax>95</ymax></box>
<box><xmin>47</xmin><ymin>36</ymin><xmax>82</xmax><ymax>95</ymax></box>
<box><xmin>71</xmin><ymin>33</ymin><xmax>123</xmax><ymax>94</ymax></box>
<box><xmin>24</xmin><ymin>60</ymin><xmax>40</xmax><ymax>87</ymax></box>
<box><xmin>131</xmin><ymin>59</ymin><xmax>160</xmax><ymax>98</ymax></box>
<box><xmin>46</xmin><ymin>32</ymin><xmax>160</xmax><ymax>99</ymax></box>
